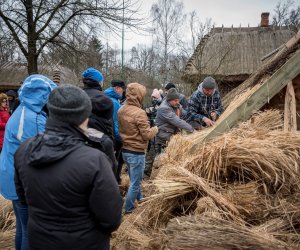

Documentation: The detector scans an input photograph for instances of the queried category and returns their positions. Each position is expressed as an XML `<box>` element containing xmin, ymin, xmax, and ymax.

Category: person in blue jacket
<box><xmin>104</xmin><ymin>80</ymin><xmax>126</xmax><ymax>183</ymax></box>
<box><xmin>0</xmin><ymin>74</ymin><xmax>56</xmax><ymax>250</ymax></box>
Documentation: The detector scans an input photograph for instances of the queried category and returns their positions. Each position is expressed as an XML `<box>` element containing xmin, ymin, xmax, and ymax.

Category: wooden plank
<box><xmin>190</xmin><ymin>49</ymin><xmax>300</xmax><ymax>153</ymax></box>
<box><xmin>284</xmin><ymin>81</ymin><xmax>297</xmax><ymax>132</ymax></box>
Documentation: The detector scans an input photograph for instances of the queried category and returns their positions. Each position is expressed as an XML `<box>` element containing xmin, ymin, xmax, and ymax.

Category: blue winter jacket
<box><xmin>0</xmin><ymin>74</ymin><xmax>56</xmax><ymax>200</ymax></box>
<box><xmin>104</xmin><ymin>87</ymin><xmax>122</xmax><ymax>142</ymax></box>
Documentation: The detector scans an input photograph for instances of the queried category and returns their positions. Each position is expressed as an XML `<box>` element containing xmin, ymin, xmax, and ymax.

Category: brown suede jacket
<box><xmin>118</xmin><ymin>83</ymin><xmax>157</xmax><ymax>153</ymax></box>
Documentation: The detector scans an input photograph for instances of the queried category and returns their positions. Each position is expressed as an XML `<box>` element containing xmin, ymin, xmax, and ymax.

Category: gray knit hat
<box><xmin>202</xmin><ymin>76</ymin><xmax>216</xmax><ymax>89</ymax></box>
<box><xmin>166</xmin><ymin>88</ymin><xmax>180</xmax><ymax>101</ymax></box>
<box><xmin>47</xmin><ymin>84</ymin><xmax>92</xmax><ymax>125</ymax></box>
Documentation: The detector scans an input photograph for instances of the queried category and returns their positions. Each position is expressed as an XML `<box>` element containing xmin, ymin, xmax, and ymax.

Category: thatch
<box><xmin>0</xmin><ymin>196</ymin><xmax>15</xmax><ymax>250</ymax></box>
<box><xmin>165</xmin><ymin>215</ymin><xmax>289</xmax><ymax>250</ymax></box>
<box><xmin>222</xmin><ymin>32</ymin><xmax>300</xmax><ymax>108</ymax></box>
<box><xmin>0</xmin><ymin>62</ymin><xmax>80</xmax><ymax>90</ymax></box>
<box><xmin>183</xmin><ymin>26</ymin><xmax>296</xmax><ymax>83</ymax></box>
<box><xmin>112</xmin><ymin>110</ymin><xmax>300</xmax><ymax>249</ymax></box>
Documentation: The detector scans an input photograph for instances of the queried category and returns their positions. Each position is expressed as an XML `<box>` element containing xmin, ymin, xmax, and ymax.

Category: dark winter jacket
<box><xmin>179</xmin><ymin>93</ymin><xmax>189</xmax><ymax>111</ymax></box>
<box><xmin>87</xmin><ymin>128</ymin><xmax>118</xmax><ymax>175</ymax></box>
<box><xmin>14</xmin><ymin>118</ymin><xmax>123</xmax><ymax>250</ymax></box>
<box><xmin>186</xmin><ymin>83</ymin><xmax>224</xmax><ymax>123</ymax></box>
<box><xmin>83</xmin><ymin>86</ymin><xmax>115</xmax><ymax>142</ymax></box>
<box><xmin>155</xmin><ymin>100</ymin><xmax>193</xmax><ymax>146</ymax></box>
<box><xmin>145</xmin><ymin>100</ymin><xmax>162</xmax><ymax>127</ymax></box>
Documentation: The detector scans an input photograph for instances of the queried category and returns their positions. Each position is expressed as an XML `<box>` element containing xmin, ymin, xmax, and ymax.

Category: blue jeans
<box><xmin>12</xmin><ymin>199</ymin><xmax>29</xmax><ymax>250</ymax></box>
<box><xmin>122</xmin><ymin>152</ymin><xmax>145</xmax><ymax>213</ymax></box>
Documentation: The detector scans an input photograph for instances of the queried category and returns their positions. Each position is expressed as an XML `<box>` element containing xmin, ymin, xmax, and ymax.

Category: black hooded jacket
<box><xmin>14</xmin><ymin>118</ymin><xmax>123</xmax><ymax>250</ymax></box>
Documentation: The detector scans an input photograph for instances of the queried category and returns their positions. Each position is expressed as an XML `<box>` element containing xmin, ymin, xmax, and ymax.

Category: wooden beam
<box><xmin>190</xmin><ymin>49</ymin><xmax>300</xmax><ymax>153</ymax></box>
<box><xmin>284</xmin><ymin>81</ymin><xmax>297</xmax><ymax>132</ymax></box>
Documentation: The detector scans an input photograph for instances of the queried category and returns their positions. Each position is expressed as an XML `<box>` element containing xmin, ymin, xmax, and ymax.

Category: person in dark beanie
<box><xmin>186</xmin><ymin>76</ymin><xmax>224</xmax><ymax>130</ymax></box>
<box><xmin>14</xmin><ymin>84</ymin><xmax>123</xmax><ymax>250</ymax></box>
<box><xmin>155</xmin><ymin>88</ymin><xmax>194</xmax><ymax>154</ymax></box>
<box><xmin>104</xmin><ymin>79</ymin><xmax>126</xmax><ymax>143</ymax></box>
<box><xmin>164</xmin><ymin>82</ymin><xmax>189</xmax><ymax>110</ymax></box>
<box><xmin>104</xmin><ymin>79</ymin><xmax>126</xmax><ymax>183</ymax></box>
<box><xmin>87</xmin><ymin>92</ymin><xmax>118</xmax><ymax>175</ymax></box>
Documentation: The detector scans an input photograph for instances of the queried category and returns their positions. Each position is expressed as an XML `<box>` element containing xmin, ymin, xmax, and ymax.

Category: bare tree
<box><xmin>272</xmin><ymin>0</ymin><xmax>300</xmax><ymax>28</ymax></box>
<box><xmin>0</xmin><ymin>0</ymin><xmax>140</xmax><ymax>74</ymax></box>
<box><xmin>151</xmin><ymin>0</ymin><xmax>186</xmax><ymax>85</ymax></box>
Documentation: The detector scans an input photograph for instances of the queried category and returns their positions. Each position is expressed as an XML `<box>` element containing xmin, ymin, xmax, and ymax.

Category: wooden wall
<box><xmin>263</xmin><ymin>74</ymin><xmax>300</xmax><ymax>130</ymax></box>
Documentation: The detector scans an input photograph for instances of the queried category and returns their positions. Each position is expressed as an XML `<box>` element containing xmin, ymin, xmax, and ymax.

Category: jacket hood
<box><xmin>25</xmin><ymin>118</ymin><xmax>86</xmax><ymax>168</ymax></box>
<box><xmin>18</xmin><ymin>74</ymin><xmax>57</xmax><ymax>113</ymax></box>
<box><xmin>104</xmin><ymin>87</ymin><xmax>122</xmax><ymax>100</ymax></box>
<box><xmin>126</xmin><ymin>83</ymin><xmax>146</xmax><ymax>107</ymax></box>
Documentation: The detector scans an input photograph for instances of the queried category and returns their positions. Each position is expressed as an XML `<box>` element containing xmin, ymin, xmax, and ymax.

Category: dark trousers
<box><xmin>115</xmin><ymin>140</ymin><xmax>124</xmax><ymax>184</ymax></box>
<box><xmin>144</xmin><ymin>140</ymin><xmax>156</xmax><ymax>177</ymax></box>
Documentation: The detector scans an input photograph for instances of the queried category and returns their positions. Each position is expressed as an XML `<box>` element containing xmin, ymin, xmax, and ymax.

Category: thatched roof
<box><xmin>0</xmin><ymin>62</ymin><xmax>80</xmax><ymax>91</ymax></box>
<box><xmin>183</xmin><ymin>26</ymin><xmax>297</xmax><ymax>83</ymax></box>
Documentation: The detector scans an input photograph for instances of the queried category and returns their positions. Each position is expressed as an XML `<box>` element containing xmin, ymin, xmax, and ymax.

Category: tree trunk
<box><xmin>26</xmin><ymin>0</ymin><xmax>38</xmax><ymax>75</ymax></box>
<box><xmin>27</xmin><ymin>43</ymin><xmax>38</xmax><ymax>74</ymax></box>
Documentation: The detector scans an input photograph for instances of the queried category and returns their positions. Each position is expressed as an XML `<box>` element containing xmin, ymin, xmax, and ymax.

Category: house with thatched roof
<box><xmin>183</xmin><ymin>13</ymin><xmax>297</xmax><ymax>96</ymax></box>
<box><xmin>0</xmin><ymin>62</ymin><xmax>80</xmax><ymax>92</ymax></box>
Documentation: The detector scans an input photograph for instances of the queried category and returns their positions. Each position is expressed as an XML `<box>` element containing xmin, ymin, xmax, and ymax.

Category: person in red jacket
<box><xmin>0</xmin><ymin>93</ymin><xmax>10</xmax><ymax>151</ymax></box>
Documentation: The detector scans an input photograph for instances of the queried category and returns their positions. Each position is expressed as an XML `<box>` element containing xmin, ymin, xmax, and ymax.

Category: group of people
<box><xmin>144</xmin><ymin>77</ymin><xmax>224</xmax><ymax>177</ymax></box>
<box><xmin>0</xmin><ymin>67</ymin><xmax>223</xmax><ymax>250</ymax></box>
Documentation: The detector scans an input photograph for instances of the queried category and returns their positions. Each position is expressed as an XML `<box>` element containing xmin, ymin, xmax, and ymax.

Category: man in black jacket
<box><xmin>14</xmin><ymin>84</ymin><xmax>123</xmax><ymax>250</ymax></box>
<box><xmin>82</xmin><ymin>67</ymin><xmax>115</xmax><ymax>141</ymax></box>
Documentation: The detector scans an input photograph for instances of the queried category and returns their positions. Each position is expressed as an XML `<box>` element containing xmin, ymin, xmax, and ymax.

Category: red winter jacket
<box><xmin>0</xmin><ymin>108</ymin><xmax>10</xmax><ymax>149</ymax></box>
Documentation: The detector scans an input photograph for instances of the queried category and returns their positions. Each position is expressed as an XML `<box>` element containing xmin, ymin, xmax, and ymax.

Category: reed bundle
<box><xmin>165</xmin><ymin>215</ymin><xmax>289</xmax><ymax>250</ymax></box>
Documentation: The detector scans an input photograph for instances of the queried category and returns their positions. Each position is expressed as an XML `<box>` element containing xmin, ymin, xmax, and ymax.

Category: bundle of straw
<box><xmin>165</xmin><ymin>215</ymin><xmax>289</xmax><ymax>250</ymax></box>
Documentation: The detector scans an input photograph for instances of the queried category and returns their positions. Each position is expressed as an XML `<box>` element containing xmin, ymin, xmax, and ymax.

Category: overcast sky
<box><xmin>104</xmin><ymin>0</ymin><xmax>286</xmax><ymax>50</ymax></box>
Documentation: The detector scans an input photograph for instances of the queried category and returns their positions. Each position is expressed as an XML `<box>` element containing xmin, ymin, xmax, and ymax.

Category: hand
<box><xmin>210</xmin><ymin>112</ymin><xmax>217</xmax><ymax>121</ymax></box>
<box><xmin>153</xmin><ymin>126</ymin><xmax>159</xmax><ymax>134</ymax></box>
<box><xmin>203</xmin><ymin>117</ymin><xmax>215</xmax><ymax>127</ymax></box>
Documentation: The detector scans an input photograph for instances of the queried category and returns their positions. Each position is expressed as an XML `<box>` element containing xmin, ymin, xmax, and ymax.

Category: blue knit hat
<box><xmin>82</xmin><ymin>68</ymin><xmax>104</xmax><ymax>82</ymax></box>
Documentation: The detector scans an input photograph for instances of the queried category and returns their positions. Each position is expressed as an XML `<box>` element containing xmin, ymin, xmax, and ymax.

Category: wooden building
<box><xmin>183</xmin><ymin>13</ymin><xmax>297</xmax><ymax>96</ymax></box>
<box><xmin>0</xmin><ymin>62</ymin><xmax>79</xmax><ymax>92</ymax></box>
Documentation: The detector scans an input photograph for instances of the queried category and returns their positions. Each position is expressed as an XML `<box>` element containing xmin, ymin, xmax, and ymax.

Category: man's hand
<box><xmin>152</xmin><ymin>126</ymin><xmax>159</xmax><ymax>134</ymax></box>
<box><xmin>210</xmin><ymin>112</ymin><xmax>217</xmax><ymax>121</ymax></box>
<box><xmin>203</xmin><ymin>117</ymin><xmax>215</xmax><ymax>127</ymax></box>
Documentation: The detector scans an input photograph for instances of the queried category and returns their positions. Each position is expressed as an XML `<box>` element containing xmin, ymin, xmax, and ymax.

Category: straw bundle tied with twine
<box><xmin>111</xmin><ymin>109</ymin><xmax>300</xmax><ymax>249</ymax></box>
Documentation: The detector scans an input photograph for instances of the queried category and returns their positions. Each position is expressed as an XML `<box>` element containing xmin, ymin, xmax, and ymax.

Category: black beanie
<box><xmin>90</xmin><ymin>93</ymin><xmax>114</xmax><ymax>119</ymax></box>
<box><xmin>165</xmin><ymin>82</ymin><xmax>176</xmax><ymax>90</ymax></box>
<box><xmin>111</xmin><ymin>79</ymin><xmax>126</xmax><ymax>89</ymax></box>
<box><xmin>47</xmin><ymin>84</ymin><xmax>92</xmax><ymax>125</ymax></box>
<box><xmin>166</xmin><ymin>88</ymin><xmax>180</xmax><ymax>101</ymax></box>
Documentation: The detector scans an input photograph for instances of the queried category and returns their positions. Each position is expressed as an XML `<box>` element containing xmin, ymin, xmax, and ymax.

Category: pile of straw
<box><xmin>0</xmin><ymin>196</ymin><xmax>15</xmax><ymax>250</ymax></box>
<box><xmin>111</xmin><ymin>110</ymin><xmax>300</xmax><ymax>249</ymax></box>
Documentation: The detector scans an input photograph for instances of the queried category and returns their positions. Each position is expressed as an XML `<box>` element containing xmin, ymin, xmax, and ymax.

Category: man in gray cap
<box><xmin>186</xmin><ymin>76</ymin><xmax>224</xmax><ymax>129</ymax></box>
<box><xmin>14</xmin><ymin>84</ymin><xmax>122</xmax><ymax>250</ymax></box>
<box><xmin>155</xmin><ymin>88</ymin><xmax>194</xmax><ymax>154</ymax></box>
